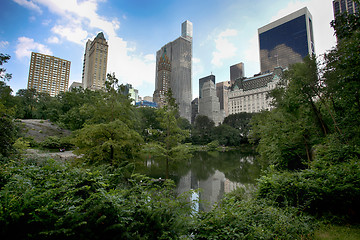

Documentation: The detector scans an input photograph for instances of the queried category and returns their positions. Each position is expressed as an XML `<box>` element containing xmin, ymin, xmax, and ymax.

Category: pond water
<box><xmin>140</xmin><ymin>149</ymin><xmax>264</xmax><ymax>211</ymax></box>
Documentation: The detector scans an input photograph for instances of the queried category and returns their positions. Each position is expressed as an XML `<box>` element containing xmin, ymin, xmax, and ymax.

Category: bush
<box><xmin>0</xmin><ymin>159</ymin><xmax>193</xmax><ymax>239</ymax></box>
<box><xmin>257</xmin><ymin>159</ymin><xmax>360</xmax><ymax>222</ymax></box>
<box><xmin>192</xmin><ymin>196</ymin><xmax>315</xmax><ymax>239</ymax></box>
<box><xmin>40</xmin><ymin>136</ymin><xmax>73</xmax><ymax>150</ymax></box>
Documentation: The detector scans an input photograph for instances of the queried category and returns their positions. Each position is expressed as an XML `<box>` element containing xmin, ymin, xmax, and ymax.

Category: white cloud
<box><xmin>107</xmin><ymin>36</ymin><xmax>156</xmax><ymax>88</ymax></box>
<box><xmin>16</xmin><ymin>0</ymin><xmax>156</xmax><ymax>90</ymax></box>
<box><xmin>15</xmin><ymin>37</ymin><xmax>52</xmax><ymax>59</ymax></box>
<box><xmin>47</xmin><ymin>36</ymin><xmax>60</xmax><ymax>44</ymax></box>
<box><xmin>211</xmin><ymin>29</ymin><xmax>238</xmax><ymax>68</ymax></box>
<box><xmin>51</xmin><ymin>24</ymin><xmax>88</xmax><ymax>45</ymax></box>
<box><xmin>13</xmin><ymin>0</ymin><xmax>42</xmax><ymax>14</ymax></box>
<box><xmin>244</xmin><ymin>33</ymin><xmax>259</xmax><ymax>63</ymax></box>
<box><xmin>0</xmin><ymin>41</ymin><xmax>9</xmax><ymax>49</ymax></box>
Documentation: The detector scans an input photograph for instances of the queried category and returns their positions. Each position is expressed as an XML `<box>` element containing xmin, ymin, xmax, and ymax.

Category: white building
<box><xmin>228</xmin><ymin>67</ymin><xmax>283</xmax><ymax>114</ymax></box>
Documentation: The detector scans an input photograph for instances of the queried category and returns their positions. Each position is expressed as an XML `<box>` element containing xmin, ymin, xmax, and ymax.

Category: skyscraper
<box><xmin>199</xmin><ymin>74</ymin><xmax>215</xmax><ymax>99</ymax></box>
<box><xmin>333</xmin><ymin>0</ymin><xmax>359</xmax><ymax>17</ymax></box>
<box><xmin>258</xmin><ymin>7</ymin><xmax>315</xmax><ymax>73</ymax></box>
<box><xmin>82</xmin><ymin>32</ymin><xmax>108</xmax><ymax>90</ymax></box>
<box><xmin>216</xmin><ymin>81</ymin><xmax>231</xmax><ymax>117</ymax></box>
<box><xmin>230</xmin><ymin>63</ymin><xmax>244</xmax><ymax>85</ymax></box>
<box><xmin>27</xmin><ymin>52</ymin><xmax>70</xmax><ymax>97</ymax></box>
<box><xmin>153</xmin><ymin>21</ymin><xmax>193</xmax><ymax>122</ymax></box>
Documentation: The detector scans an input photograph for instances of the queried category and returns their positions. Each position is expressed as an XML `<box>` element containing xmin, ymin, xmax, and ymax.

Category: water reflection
<box><xmin>139</xmin><ymin>149</ymin><xmax>263</xmax><ymax>211</ymax></box>
<box><xmin>176</xmin><ymin>151</ymin><xmax>262</xmax><ymax>211</ymax></box>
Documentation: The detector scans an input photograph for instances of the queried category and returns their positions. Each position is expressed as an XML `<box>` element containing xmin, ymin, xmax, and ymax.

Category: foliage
<box><xmin>192</xmin><ymin>115</ymin><xmax>215</xmax><ymax>145</ymax></box>
<box><xmin>192</xmin><ymin>196</ymin><xmax>315</xmax><ymax>240</ymax></box>
<box><xmin>142</xmin><ymin>90</ymin><xmax>191</xmax><ymax>179</ymax></box>
<box><xmin>40</xmin><ymin>136</ymin><xmax>73</xmax><ymax>150</ymax></box>
<box><xmin>0</xmin><ymin>53</ymin><xmax>12</xmax><ymax>82</ymax></box>
<box><xmin>73</xmin><ymin>120</ymin><xmax>143</xmax><ymax>165</ymax></box>
<box><xmin>206</xmin><ymin>140</ymin><xmax>219</xmax><ymax>151</ymax></box>
<box><xmin>223</xmin><ymin>112</ymin><xmax>255</xmax><ymax>140</ymax></box>
<box><xmin>257</xmin><ymin>158</ymin><xmax>360</xmax><ymax>221</ymax></box>
<box><xmin>0</xmin><ymin>114</ymin><xmax>17</xmax><ymax>159</ymax></box>
<box><xmin>212</xmin><ymin>124</ymin><xmax>242</xmax><ymax>146</ymax></box>
<box><xmin>0</xmin><ymin>158</ymin><xmax>194</xmax><ymax>239</ymax></box>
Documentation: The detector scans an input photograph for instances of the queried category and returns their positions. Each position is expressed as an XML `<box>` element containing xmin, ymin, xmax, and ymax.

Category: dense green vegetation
<box><xmin>1</xmin><ymin>5</ymin><xmax>360</xmax><ymax>239</ymax></box>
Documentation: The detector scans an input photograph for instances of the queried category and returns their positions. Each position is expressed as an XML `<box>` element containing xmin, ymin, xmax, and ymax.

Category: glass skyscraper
<box><xmin>258</xmin><ymin>7</ymin><xmax>315</xmax><ymax>73</ymax></box>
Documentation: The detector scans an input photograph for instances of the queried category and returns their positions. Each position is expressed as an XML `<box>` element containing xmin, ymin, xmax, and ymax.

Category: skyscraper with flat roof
<box><xmin>230</xmin><ymin>63</ymin><xmax>244</xmax><ymax>85</ymax></box>
<box><xmin>153</xmin><ymin>21</ymin><xmax>193</xmax><ymax>122</ymax></box>
<box><xmin>258</xmin><ymin>7</ymin><xmax>315</xmax><ymax>73</ymax></box>
<box><xmin>333</xmin><ymin>0</ymin><xmax>359</xmax><ymax>17</ymax></box>
<box><xmin>27</xmin><ymin>52</ymin><xmax>70</xmax><ymax>97</ymax></box>
<box><xmin>199</xmin><ymin>74</ymin><xmax>215</xmax><ymax>99</ymax></box>
<box><xmin>82</xmin><ymin>32</ymin><xmax>108</xmax><ymax>90</ymax></box>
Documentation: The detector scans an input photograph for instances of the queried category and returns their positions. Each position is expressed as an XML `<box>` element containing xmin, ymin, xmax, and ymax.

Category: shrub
<box><xmin>192</xmin><ymin>196</ymin><xmax>315</xmax><ymax>239</ymax></box>
<box><xmin>257</xmin><ymin>159</ymin><xmax>360</xmax><ymax>222</ymax></box>
<box><xmin>0</xmin><ymin>159</ymin><xmax>193</xmax><ymax>239</ymax></box>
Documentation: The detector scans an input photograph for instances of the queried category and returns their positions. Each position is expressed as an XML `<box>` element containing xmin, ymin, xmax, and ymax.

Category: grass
<box><xmin>314</xmin><ymin>224</ymin><xmax>360</xmax><ymax>240</ymax></box>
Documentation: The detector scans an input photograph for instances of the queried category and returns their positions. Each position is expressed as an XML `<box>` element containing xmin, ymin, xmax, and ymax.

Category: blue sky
<box><xmin>0</xmin><ymin>0</ymin><xmax>336</xmax><ymax>98</ymax></box>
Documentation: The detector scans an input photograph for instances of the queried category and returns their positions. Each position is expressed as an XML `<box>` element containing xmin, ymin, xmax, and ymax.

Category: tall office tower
<box><xmin>216</xmin><ymin>81</ymin><xmax>231</xmax><ymax>117</ymax></box>
<box><xmin>199</xmin><ymin>74</ymin><xmax>215</xmax><ymax>99</ymax></box>
<box><xmin>258</xmin><ymin>7</ymin><xmax>315</xmax><ymax>73</ymax></box>
<box><xmin>333</xmin><ymin>0</ymin><xmax>359</xmax><ymax>17</ymax></box>
<box><xmin>230</xmin><ymin>63</ymin><xmax>244</xmax><ymax>85</ymax></box>
<box><xmin>82</xmin><ymin>32</ymin><xmax>108</xmax><ymax>90</ymax></box>
<box><xmin>27</xmin><ymin>52</ymin><xmax>70</xmax><ymax>97</ymax></box>
<box><xmin>199</xmin><ymin>80</ymin><xmax>224</xmax><ymax>126</ymax></box>
<box><xmin>153</xmin><ymin>21</ymin><xmax>193</xmax><ymax>122</ymax></box>
<box><xmin>191</xmin><ymin>98</ymin><xmax>199</xmax><ymax>124</ymax></box>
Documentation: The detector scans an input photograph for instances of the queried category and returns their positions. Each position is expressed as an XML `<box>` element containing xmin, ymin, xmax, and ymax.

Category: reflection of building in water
<box><xmin>177</xmin><ymin>169</ymin><xmax>249</xmax><ymax>212</ymax></box>
<box><xmin>258</xmin><ymin>7</ymin><xmax>315</xmax><ymax>73</ymax></box>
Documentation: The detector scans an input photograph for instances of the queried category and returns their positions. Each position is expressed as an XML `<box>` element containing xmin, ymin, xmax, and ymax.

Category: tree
<box><xmin>143</xmin><ymin>90</ymin><xmax>190</xmax><ymax>179</ymax></box>
<box><xmin>192</xmin><ymin>115</ymin><xmax>215</xmax><ymax>145</ymax></box>
<box><xmin>223</xmin><ymin>112</ymin><xmax>255</xmax><ymax>142</ymax></box>
<box><xmin>250</xmin><ymin>56</ymin><xmax>328</xmax><ymax>169</ymax></box>
<box><xmin>324</xmin><ymin>12</ymin><xmax>360</xmax><ymax>143</ymax></box>
<box><xmin>73</xmin><ymin>119</ymin><xmax>143</xmax><ymax>165</ymax></box>
<box><xmin>0</xmin><ymin>54</ymin><xmax>12</xmax><ymax>82</ymax></box>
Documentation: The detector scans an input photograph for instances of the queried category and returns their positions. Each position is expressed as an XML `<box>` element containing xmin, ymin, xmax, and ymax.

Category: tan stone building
<box><xmin>82</xmin><ymin>32</ymin><xmax>108</xmax><ymax>90</ymax></box>
<box><xmin>27</xmin><ymin>52</ymin><xmax>70</xmax><ymax>97</ymax></box>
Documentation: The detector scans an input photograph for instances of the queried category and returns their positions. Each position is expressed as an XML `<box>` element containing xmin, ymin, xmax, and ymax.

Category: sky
<box><xmin>0</xmin><ymin>0</ymin><xmax>337</xmax><ymax>99</ymax></box>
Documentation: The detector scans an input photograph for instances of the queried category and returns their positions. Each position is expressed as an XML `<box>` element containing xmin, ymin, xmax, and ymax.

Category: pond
<box><xmin>139</xmin><ymin>148</ymin><xmax>265</xmax><ymax>211</ymax></box>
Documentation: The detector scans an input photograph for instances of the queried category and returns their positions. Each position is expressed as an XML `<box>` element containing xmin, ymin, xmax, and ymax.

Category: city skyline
<box><xmin>1</xmin><ymin>0</ymin><xmax>336</xmax><ymax>98</ymax></box>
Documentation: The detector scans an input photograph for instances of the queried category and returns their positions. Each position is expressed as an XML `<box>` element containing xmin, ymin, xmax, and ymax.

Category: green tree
<box><xmin>192</xmin><ymin>115</ymin><xmax>215</xmax><ymax>145</ymax></box>
<box><xmin>143</xmin><ymin>90</ymin><xmax>190</xmax><ymax>179</ymax></box>
<box><xmin>73</xmin><ymin>119</ymin><xmax>143</xmax><ymax>165</ymax></box>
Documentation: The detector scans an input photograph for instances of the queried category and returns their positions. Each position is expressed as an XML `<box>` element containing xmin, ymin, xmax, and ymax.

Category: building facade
<box><xmin>230</xmin><ymin>63</ymin><xmax>244</xmax><ymax>85</ymax></box>
<box><xmin>258</xmin><ymin>7</ymin><xmax>315</xmax><ymax>73</ymax></box>
<box><xmin>191</xmin><ymin>98</ymin><xmax>199</xmax><ymax>124</ymax></box>
<box><xmin>216</xmin><ymin>81</ymin><xmax>231</xmax><ymax>117</ymax></box>
<box><xmin>153</xmin><ymin>21</ymin><xmax>193</xmax><ymax>122</ymax></box>
<box><xmin>82</xmin><ymin>32</ymin><xmax>108</xmax><ymax>90</ymax></box>
<box><xmin>228</xmin><ymin>67</ymin><xmax>283</xmax><ymax>115</ymax></box>
<box><xmin>199</xmin><ymin>74</ymin><xmax>215</xmax><ymax>99</ymax></box>
<box><xmin>27</xmin><ymin>52</ymin><xmax>70</xmax><ymax>97</ymax></box>
<box><xmin>69</xmin><ymin>81</ymin><xmax>82</xmax><ymax>91</ymax></box>
<box><xmin>199</xmin><ymin>80</ymin><xmax>224</xmax><ymax>126</ymax></box>
<box><xmin>333</xmin><ymin>0</ymin><xmax>359</xmax><ymax>17</ymax></box>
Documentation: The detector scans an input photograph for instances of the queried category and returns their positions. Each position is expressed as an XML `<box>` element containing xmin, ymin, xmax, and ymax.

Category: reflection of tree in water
<box><xmin>224</xmin><ymin>156</ymin><xmax>262</xmax><ymax>184</ymax></box>
<box><xmin>139</xmin><ymin>149</ymin><xmax>262</xmax><ymax>186</ymax></box>
<box><xmin>189</xmin><ymin>150</ymin><xmax>261</xmax><ymax>183</ymax></box>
